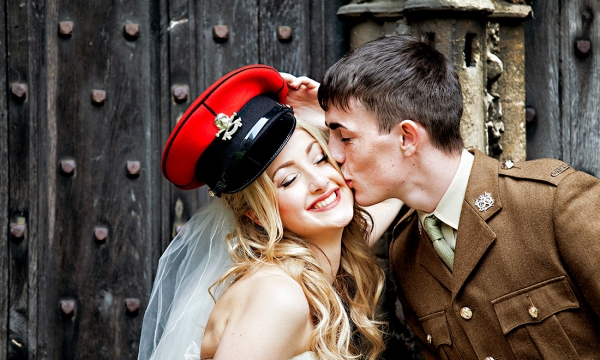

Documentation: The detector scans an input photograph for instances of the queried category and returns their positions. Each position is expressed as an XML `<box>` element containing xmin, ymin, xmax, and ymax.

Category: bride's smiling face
<box><xmin>267</xmin><ymin>129</ymin><xmax>354</xmax><ymax>242</ymax></box>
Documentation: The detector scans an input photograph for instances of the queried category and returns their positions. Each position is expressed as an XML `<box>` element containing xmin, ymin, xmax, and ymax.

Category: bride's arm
<box><xmin>212</xmin><ymin>269</ymin><xmax>312</xmax><ymax>360</ymax></box>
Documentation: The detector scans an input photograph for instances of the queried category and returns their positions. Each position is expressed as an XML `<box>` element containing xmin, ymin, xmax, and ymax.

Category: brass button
<box><xmin>460</xmin><ymin>307</ymin><xmax>473</xmax><ymax>320</ymax></box>
<box><xmin>484</xmin><ymin>357</ymin><xmax>495</xmax><ymax>360</ymax></box>
<box><xmin>427</xmin><ymin>334</ymin><xmax>433</xmax><ymax>344</ymax></box>
<box><xmin>528</xmin><ymin>305</ymin><xmax>539</xmax><ymax>319</ymax></box>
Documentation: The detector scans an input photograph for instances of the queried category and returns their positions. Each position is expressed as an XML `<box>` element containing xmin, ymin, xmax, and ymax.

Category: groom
<box><xmin>317</xmin><ymin>35</ymin><xmax>600</xmax><ymax>359</ymax></box>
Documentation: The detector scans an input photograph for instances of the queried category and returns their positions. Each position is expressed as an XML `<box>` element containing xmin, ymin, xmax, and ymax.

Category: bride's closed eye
<box><xmin>277</xmin><ymin>153</ymin><xmax>327</xmax><ymax>188</ymax></box>
<box><xmin>280</xmin><ymin>174</ymin><xmax>298</xmax><ymax>188</ymax></box>
<box><xmin>314</xmin><ymin>153</ymin><xmax>328</xmax><ymax>165</ymax></box>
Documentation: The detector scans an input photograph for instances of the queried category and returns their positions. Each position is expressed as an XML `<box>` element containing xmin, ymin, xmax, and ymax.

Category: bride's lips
<box><xmin>308</xmin><ymin>188</ymin><xmax>340</xmax><ymax>211</ymax></box>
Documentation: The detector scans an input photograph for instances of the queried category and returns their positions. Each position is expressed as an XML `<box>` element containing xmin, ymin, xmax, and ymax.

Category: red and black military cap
<box><xmin>161</xmin><ymin>65</ymin><xmax>295</xmax><ymax>196</ymax></box>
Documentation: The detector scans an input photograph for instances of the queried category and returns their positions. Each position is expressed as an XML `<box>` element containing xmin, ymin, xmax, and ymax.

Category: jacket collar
<box><xmin>414</xmin><ymin>150</ymin><xmax>502</xmax><ymax>293</ymax></box>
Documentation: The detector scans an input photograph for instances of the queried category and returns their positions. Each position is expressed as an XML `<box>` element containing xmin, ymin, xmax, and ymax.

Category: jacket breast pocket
<box><xmin>491</xmin><ymin>276</ymin><xmax>580</xmax><ymax>359</ymax></box>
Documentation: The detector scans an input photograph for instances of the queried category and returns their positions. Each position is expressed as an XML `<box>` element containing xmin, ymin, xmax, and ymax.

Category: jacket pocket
<box><xmin>491</xmin><ymin>276</ymin><xmax>578</xmax><ymax>334</ymax></box>
<box><xmin>491</xmin><ymin>276</ymin><xmax>580</xmax><ymax>359</ymax></box>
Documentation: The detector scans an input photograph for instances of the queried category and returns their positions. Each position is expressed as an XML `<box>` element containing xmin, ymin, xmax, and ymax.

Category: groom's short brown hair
<box><xmin>318</xmin><ymin>34</ymin><xmax>464</xmax><ymax>154</ymax></box>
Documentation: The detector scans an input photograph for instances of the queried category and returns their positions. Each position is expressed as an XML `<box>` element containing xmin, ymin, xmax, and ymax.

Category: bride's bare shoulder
<box><xmin>202</xmin><ymin>264</ymin><xmax>312</xmax><ymax>358</ymax></box>
<box><xmin>229</xmin><ymin>264</ymin><xmax>307</xmax><ymax>311</ymax></box>
<box><xmin>209</xmin><ymin>264</ymin><xmax>310</xmax><ymax>326</ymax></box>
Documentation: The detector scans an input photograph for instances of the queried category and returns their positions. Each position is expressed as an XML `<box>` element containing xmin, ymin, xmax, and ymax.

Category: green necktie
<box><xmin>423</xmin><ymin>215</ymin><xmax>454</xmax><ymax>271</ymax></box>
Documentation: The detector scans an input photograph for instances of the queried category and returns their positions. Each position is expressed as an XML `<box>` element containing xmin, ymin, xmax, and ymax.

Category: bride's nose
<box><xmin>307</xmin><ymin>171</ymin><xmax>328</xmax><ymax>193</ymax></box>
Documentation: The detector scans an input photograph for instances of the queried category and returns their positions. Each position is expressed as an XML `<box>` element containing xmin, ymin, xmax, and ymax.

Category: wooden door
<box><xmin>525</xmin><ymin>0</ymin><xmax>600</xmax><ymax>178</ymax></box>
<box><xmin>0</xmin><ymin>1</ymin><xmax>347</xmax><ymax>358</ymax></box>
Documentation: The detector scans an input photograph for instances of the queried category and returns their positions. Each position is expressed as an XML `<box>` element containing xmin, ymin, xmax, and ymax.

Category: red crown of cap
<box><xmin>161</xmin><ymin>65</ymin><xmax>288</xmax><ymax>189</ymax></box>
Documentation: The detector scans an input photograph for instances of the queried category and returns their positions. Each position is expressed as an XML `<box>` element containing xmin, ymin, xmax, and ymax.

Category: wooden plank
<box><xmin>163</xmin><ymin>0</ymin><xmax>207</xmax><ymax>253</ymax></box>
<box><xmin>524</xmin><ymin>0</ymin><xmax>561</xmax><ymax>160</ymax></box>
<box><xmin>42</xmin><ymin>0</ymin><xmax>158</xmax><ymax>357</ymax></box>
<box><xmin>309</xmin><ymin>0</ymin><xmax>349</xmax><ymax>80</ymax></box>
<box><xmin>39</xmin><ymin>0</ymin><xmax>59</xmax><ymax>358</ymax></box>
<box><xmin>201</xmin><ymin>0</ymin><xmax>259</xmax><ymax>86</ymax></box>
<box><xmin>259</xmin><ymin>0</ymin><xmax>309</xmax><ymax>75</ymax></box>
<box><xmin>6</xmin><ymin>0</ymin><xmax>33</xmax><ymax>357</ymax></box>
<box><xmin>27</xmin><ymin>0</ymin><xmax>48</xmax><ymax>358</ymax></box>
<box><xmin>560</xmin><ymin>0</ymin><xmax>600</xmax><ymax>177</ymax></box>
<box><xmin>0</xmin><ymin>0</ymin><xmax>8</xmax><ymax>357</ymax></box>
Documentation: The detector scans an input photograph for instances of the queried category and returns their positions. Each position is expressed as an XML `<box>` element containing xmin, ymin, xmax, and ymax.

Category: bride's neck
<box><xmin>307</xmin><ymin>230</ymin><xmax>343</xmax><ymax>284</ymax></box>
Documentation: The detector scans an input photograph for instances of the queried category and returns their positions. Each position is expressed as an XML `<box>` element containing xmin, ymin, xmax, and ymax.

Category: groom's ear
<box><xmin>245</xmin><ymin>210</ymin><xmax>263</xmax><ymax>227</ymax></box>
<box><xmin>397</xmin><ymin>120</ymin><xmax>421</xmax><ymax>157</ymax></box>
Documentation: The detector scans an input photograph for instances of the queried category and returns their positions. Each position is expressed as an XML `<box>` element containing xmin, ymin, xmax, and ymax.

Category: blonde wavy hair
<box><xmin>215</xmin><ymin>118</ymin><xmax>385</xmax><ymax>360</ymax></box>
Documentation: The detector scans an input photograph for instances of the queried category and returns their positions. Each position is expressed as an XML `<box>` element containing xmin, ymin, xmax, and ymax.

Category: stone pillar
<box><xmin>337</xmin><ymin>0</ymin><xmax>532</xmax><ymax>160</ymax></box>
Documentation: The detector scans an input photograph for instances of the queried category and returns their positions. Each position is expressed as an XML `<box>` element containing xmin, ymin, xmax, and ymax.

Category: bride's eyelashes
<box><xmin>280</xmin><ymin>154</ymin><xmax>328</xmax><ymax>188</ymax></box>
<box><xmin>281</xmin><ymin>174</ymin><xmax>298</xmax><ymax>188</ymax></box>
<box><xmin>316</xmin><ymin>154</ymin><xmax>328</xmax><ymax>164</ymax></box>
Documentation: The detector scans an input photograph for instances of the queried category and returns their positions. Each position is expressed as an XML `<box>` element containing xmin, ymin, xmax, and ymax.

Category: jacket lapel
<box><xmin>452</xmin><ymin>150</ymin><xmax>502</xmax><ymax>297</ymax></box>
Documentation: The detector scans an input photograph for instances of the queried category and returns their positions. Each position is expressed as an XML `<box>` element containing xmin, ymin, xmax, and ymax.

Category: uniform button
<box><xmin>528</xmin><ymin>305</ymin><xmax>539</xmax><ymax>319</ymax></box>
<box><xmin>484</xmin><ymin>357</ymin><xmax>495</xmax><ymax>360</ymax></box>
<box><xmin>460</xmin><ymin>307</ymin><xmax>473</xmax><ymax>320</ymax></box>
<box><xmin>427</xmin><ymin>334</ymin><xmax>433</xmax><ymax>344</ymax></box>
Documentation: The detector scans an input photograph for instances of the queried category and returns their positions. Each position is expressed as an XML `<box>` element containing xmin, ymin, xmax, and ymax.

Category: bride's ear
<box><xmin>245</xmin><ymin>210</ymin><xmax>263</xmax><ymax>226</ymax></box>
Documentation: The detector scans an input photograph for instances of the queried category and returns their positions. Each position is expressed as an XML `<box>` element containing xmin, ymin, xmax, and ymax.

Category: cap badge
<box><xmin>475</xmin><ymin>192</ymin><xmax>494</xmax><ymax>212</ymax></box>
<box><xmin>215</xmin><ymin>112</ymin><xmax>242</xmax><ymax>141</ymax></box>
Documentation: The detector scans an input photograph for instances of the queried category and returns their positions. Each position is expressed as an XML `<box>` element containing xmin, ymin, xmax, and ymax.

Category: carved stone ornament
<box><xmin>485</xmin><ymin>22</ymin><xmax>505</xmax><ymax>157</ymax></box>
<box><xmin>214</xmin><ymin>113</ymin><xmax>242</xmax><ymax>141</ymax></box>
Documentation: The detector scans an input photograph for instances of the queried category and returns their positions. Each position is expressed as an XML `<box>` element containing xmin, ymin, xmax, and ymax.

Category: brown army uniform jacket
<box><xmin>390</xmin><ymin>150</ymin><xmax>600</xmax><ymax>360</ymax></box>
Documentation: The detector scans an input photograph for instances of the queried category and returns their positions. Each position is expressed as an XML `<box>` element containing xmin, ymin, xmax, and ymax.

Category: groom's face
<box><xmin>325</xmin><ymin>100</ymin><xmax>403</xmax><ymax>207</ymax></box>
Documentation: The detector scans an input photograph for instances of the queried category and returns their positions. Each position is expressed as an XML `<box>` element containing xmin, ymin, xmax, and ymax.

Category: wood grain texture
<box><xmin>201</xmin><ymin>0</ymin><xmax>259</xmax><ymax>87</ymax></box>
<box><xmin>28</xmin><ymin>1</ymin><xmax>46</xmax><ymax>358</ymax></box>
<box><xmin>309</xmin><ymin>0</ymin><xmax>349</xmax><ymax>80</ymax></box>
<box><xmin>162</xmin><ymin>0</ymin><xmax>209</xmax><ymax>256</ymax></box>
<box><xmin>560</xmin><ymin>0</ymin><xmax>600</xmax><ymax>177</ymax></box>
<box><xmin>6</xmin><ymin>0</ymin><xmax>35</xmax><ymax>358</ymax></box>
<box><xmin>259</xmin><ymin>0</ymin><xmax>308</xmax><ymax>74</ymax></box>
<box><xmin>39</xmin><ymin>0</ymin><xmax>60</xmax><ymax>358</ymax></box>
<box><xmin>524</xmin><ymin>0</ymin><xmax>562</xmax><ymax>160</ymax></box>
<box><xmin>0</xmin><ymin>0</ymin><xmax>8</xmax><ymax>358</ymax></box>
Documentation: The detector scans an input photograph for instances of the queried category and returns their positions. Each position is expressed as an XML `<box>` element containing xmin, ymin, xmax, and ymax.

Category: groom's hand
<box><xmin>280</xmin><ymin>72</ymin><xmax>325</xmax><ymax>129</ymax></box>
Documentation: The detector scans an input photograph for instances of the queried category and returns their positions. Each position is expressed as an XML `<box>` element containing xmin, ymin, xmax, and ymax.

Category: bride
<box><xmin>138</xmin><ymin>65</ymin><xmax>401</xmax><ymax>360</ymax></box>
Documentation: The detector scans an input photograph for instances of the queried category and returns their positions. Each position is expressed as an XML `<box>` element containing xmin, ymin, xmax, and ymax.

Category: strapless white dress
<box><xmin>203</xmin><ymin>351</ymin><xmax>317</xmax><ymax>360</ymax></box>
<box><xmin>290</xmin><ymin>351</ymin><xmax>318</xmax><ymax>360</ymax></box>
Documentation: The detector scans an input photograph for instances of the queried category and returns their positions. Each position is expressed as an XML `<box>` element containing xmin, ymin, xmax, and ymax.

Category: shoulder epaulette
<box><xmin>498</xmin><ymin>157</ymin><xmax>575</xmax><ymax>186</ymax></box>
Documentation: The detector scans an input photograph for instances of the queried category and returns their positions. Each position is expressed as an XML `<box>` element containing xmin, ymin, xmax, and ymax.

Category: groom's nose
<box><xmin>328</xmin><ymin>138</ymin><xmax>346</xmax><ymax>166</ymax></box>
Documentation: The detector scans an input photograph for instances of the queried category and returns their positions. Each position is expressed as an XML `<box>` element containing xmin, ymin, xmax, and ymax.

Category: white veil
<box><xmin>138</xmin><ymin>198</ymin><xmax>233</xmax><ymax>360</ymax></box>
